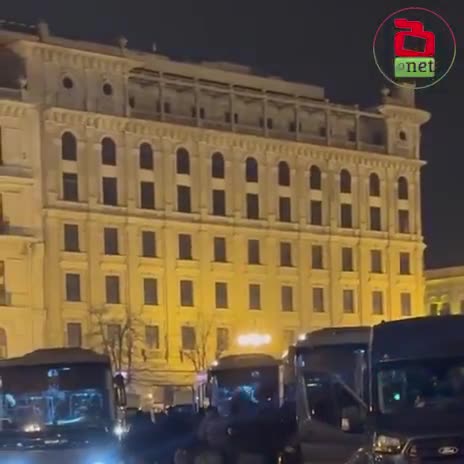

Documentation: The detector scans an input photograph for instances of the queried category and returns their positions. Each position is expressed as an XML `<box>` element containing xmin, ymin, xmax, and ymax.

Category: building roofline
<box><xmin>425</xmin><ymin>265</ymin><xmax>464</xmax><ymax>281</ymax></box>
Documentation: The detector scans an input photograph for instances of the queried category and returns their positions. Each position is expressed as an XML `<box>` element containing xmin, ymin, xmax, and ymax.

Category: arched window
<box><xmin>176</xmin><ymin>148</ymin><xmax>190</xmax><ymax>174</ymax></box>
<box><xmin>0</xmin><ymin>328</ymin><xmax>7</xmax><ymax>359</ymax></box>
<box><xmin>139</xmin><ymin>143</ymin><xmax>153</xmax><ymax>170</ymax></box>
<box><xmin>245</xmin><ymin>157</ymin><xmax>258</xmax><ymax>182</ymax></box>
<box><xmin>340</xmin><ymin>169</ymin><xmax>351</xmax><ymax>194</ymax></box>
<box><xmin>398</xmin><ymin>176</ymin><xmax>408</xmax><ymax>200</ymax></box>
<box><xmin>61</xmin><ymin>132</ymin><xmax>77</xmax><ymax>161</ymax></box>
<box><xmin>369</xmin><ymin>173</ymin><xmax>380</xmax><ymax>197</ymax></box>
<box><xmin>309</xmin><ymin>165</ymin><xmax>321</xmax><ymax>190</ymax></box>
<box><xmin>211</xmin><ymin>152</ymin><xmax>225</xmax><ymax>179</ymax></box>
<box><xmin>278</xmin><ymin>161</ymin><xmax>290</xmax><ymax>186</ymax></box>
<box><xmin>101</xmin><ymin>137</ymin><xmax>116</xmax><ymax>165</ymax></box>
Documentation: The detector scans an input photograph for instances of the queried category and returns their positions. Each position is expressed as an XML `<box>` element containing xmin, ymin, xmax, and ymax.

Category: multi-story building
<box><xmin>425</xmin><ymin>266</ymin><xmax>464</xmax><ymax>316</ymax></box>
<box><xmin>0</xmin><ymin>22</ymin><xmax>430</xmax><ymax>400</ymax></box>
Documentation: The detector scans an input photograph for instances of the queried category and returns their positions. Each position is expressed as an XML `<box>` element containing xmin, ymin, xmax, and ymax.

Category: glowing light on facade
<box><xmin>237</xmin><ymin>333</ymin><xmax>272</xmax><ymax>347</ymax></box>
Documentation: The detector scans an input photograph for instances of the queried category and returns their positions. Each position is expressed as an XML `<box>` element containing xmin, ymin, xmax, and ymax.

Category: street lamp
<box><xmin>237</xmin><ymin>333</ymin><xmax>272</xmax><ymax>348</ymax></box>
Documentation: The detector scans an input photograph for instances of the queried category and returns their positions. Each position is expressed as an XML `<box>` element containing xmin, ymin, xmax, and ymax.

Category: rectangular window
<box><xmin>249</xmin><ymin>284</ymin><xmax>261</xmax><ymax>310</ymax></box>
<box><xmin>177</xmin><ymin>185</ymin><xmax>191</xmax><ymax>213</ymax></box>
<box><xmin>178</xmin><ymin>234</ymin><xmax>192</xmax><ymax>260</ymax></box>
<box><xmin>312</xmin><ymin>287</ymin><xmax>324</xmax><ymax>313</ymax></box>
<box><xmin>213</xmin><ymin>237</ymin><xmax>227</xmax><ymax>262</ymax></box>
<box><xmin>104</xmin><ymin>227</ymin><xmax>118</xmax><ymax>255</ymax></box>
<box><xmin>370</xmin><ymin>250</ymin><xmax>383</xmax><ymax>273</ymax></box>
<box><xmin>66</xmin><ymin>323</ymin><xmax>82</xmax><ymax>347</ymax></box>
<box><xmin>212</xmin><ymin>190</ymin><xmax>226</xmax><ymax>216</ymax></box>
<box><xmin>246</xmin><ymin>193</ymin><xmax>259</xmax><ymax>219</ymax></box>
<box><xmin>180</xmin><ymin>280</ymin><xmax>194</xmax><ymax>306</ymax></box>
<box><xmin>310</xmin><ymin>200</ymin><xmax>322</xmax><ymax>225</ymax></box>
<box><xmin>107</xmin><ymin>324</ymin><xmax>121</xmax><ymax>346</ymax></box>
<box><xmin>102</xmin><ymin>177</ymin><xmax>118</xmax><ymax>206</ymax></box>
<box><xmin>430</xmin><ymin>303</ymin><xmax>438</xmax><ymax>316</ymax></box>
<box><xmin>140</xmin><ymin>181</ymin><xmax>155</xmax><ymax>209</ymax></box>
<box><xmin>65</xmin><ymin>273</ymin><xmax>81</xmax><ymax>302</ymax></box>
<box><xmin>343</xmin><ymin>289</ymin><xmax>355</xmax><ymax>314</ymax></box>
<box><xmin>372</xmin><ymin>290</ymin><xmax>384</xmax><ymax>315</ymax></box>
<box><xmin>400</xmin><ymin>292</ymin><xmax>412</xmax><ymax>316</ymax></box>
<box><xmin>181</xmin><ymin>326</ymin><xmax>196</xmax><ymax>350</ymax></box>
<box><xmin>341</xmin><ymin>247</ymin><xmax>354</xmax><ymax>272</ymax></box>
<box><xmin>248</xmin><ymin>239</ymin><xmax>260</xmax><ymax>265</ymax></box>
<box><xmin>145</xmin><ymin>325</ymin><xmax>160</xmax><ymax>349</ymax></box>
<box><xmin>141</xmin><ymin>231</ymin><xmax>156</xmax><ymax>257</ymax></box>
<box><xmin>311</xmin><ymin>245</ymin><xmax>323</xmax><ymax>269</ymax></box>
<box><xmin>215</xmin><ymin>282</ymin><xmax>228</xmax><ymax>309</ymax></box>
<box><xmin>369</xmin><ymin>207</ymin><xmax>382</xmax><ymax>231</ymax></box>
<box><xmin>279</xmin><ymin>197</ymin><xmax>291</xmax><ymax>222</ymax></box>
<box><xmin>143</xmin><ymin>278</ymin><xmax>158</xmax><ymax>305</ymax></box>
<box><xmin>280</xmin><ymin>242</ymin><xmax>292</xmax><ymax>267</ymax></box>
<box><xmin>216</xmin><ymin>328</ymin><xmax>229</xmax><ymax>353</ymax></box>
<box><xmin>460</xmin><ymin>300</ymin><xmax>464</xmax><ymax>315</ymax></box>
<box><xmin>64</xmin><ymin>224</ymin><xmax>79</xmax><ymax>252</ymax></box>
<box><xmin>399</xmin><ymin>252</ymin><xmax>411</xmax><ymax>275</ymax></box>
<box><xmin>281</xmin><ymin>286</ymin><xmax>293</xmax><ymax>312</ymax></box>
<box><xmin>340</xmin><ymin>204</ymin><xmax>352</xmax><ymax>228</ymax></box>
<box><xmin>63</xmin><ymin>173</ymin><xmax>78</xmax><ymax>201</ymax></box>
<box><xmin>398</xmin><ymin>209</ymin><xmax>410</xmax><ymax>233</ymax></box>
<box><xmin>105</xmin><ymin>275</ymin><xmax>120</xmax><ymax>304</ymax></box>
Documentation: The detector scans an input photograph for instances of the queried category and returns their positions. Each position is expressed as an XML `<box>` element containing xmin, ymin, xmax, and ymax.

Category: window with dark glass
<box><xmin>343</xmin><ymin>289</ymin><xmax>355</xmax><ymax>314</ymax></box>
<box><xmin>369</xmin><ymin>173</ymin><xmax>380</xmax><ymax>196</ymax></box>
<box><xmin>370</xmin><ymin>207</ymin><xmax>381</xmax><ymax>231</ymax></box>
<box><xmin>399</xmin><ymin>252</ymin><xmax>410</xmax><ymax>275</ymax></box>
<box><xmin>102</xmin><ymin>177</ymin><xmax>118</xmax><ymax>206</ymax></box>
<box><xmin>62</xmin><ymin>132</ymin><xmax>77</xmax><ymax>161</ymax></box>
<box><xmin>340</xmin><ymin>204</ymin><xmax>352</xmax><ymax>228</ymax></box>
<box><xmin>180</xmin><ymin>280</ymin><xmax>194</xmax><ymax>306</ymax></box>
<box><xmin>212</xmin><ymin>152</ymin><xmax>225</xmax><ymax>178</ymax></box>
<box><xmin>181</xmin><ymin>326</ymin><xmax>196</xmax><ymax>350</ymax></box>
<box><xmin>245</xmin><ymin>157</ymin><xmax>258</xmax><ymax>182</ymax></box>
<box><xmin>216</xmin><ymin>328</ymin><xmax>229</xmax><ymax>353</ymax></box>
<box><xmin>105</xmin><ymin>275</ymin><xmax>120</xmax><ymax>304</ymax></box>
<box><xmin>310</xmin><ymin>200</ymin><xmax>322</xmax><ymax>225</ymax></box>
<box><xmin>281</xmin><ymin>286</ymin><xmax>293</xmax><ymax>312</ymax></box>
<box><xmin>249</xmin><ymin>284</ymin><xmax>261</xmax><ymax>310</ymax></box>
<box><xmin>246</xmin><ymin>193</ymin><xmax>259</xmax><ymax>219</ymax></box>
<box><xmin>340</xmin><ymin>169</ymin><xmax>351</xmax><ymax>193</ymax></box>
<box><xmin>140</xmin><ymin>181</ymin><xmax>155</xmax><ymax>209</ymax></box>
<box><xmin>280</xmin><ymin>242</ymin><xmax>292</xmax><ymax>267</ymax></box>
<box><xmin>441</xmin><ymin>303</ymin><xmax>451</xmax><ymax>316</ymax></box>
<box><xmin>178</xmin><ymin>234</ymin><xmax>192</xmax><ymax>260</ymax></box>
<box><xmin>398</xmin><ymin>177</ymin><xmax>409</xmax><ymax>200</ymax></box>
<box><xmin>65</xmin><ymin>273</ymin><xmax>81</xmax><ymax>302</ymax></box>
<box><xmin>372</xmin><ymin>291</ymin><xmax>384</xmax><ymax>315</ymax></box>
<box><xmin>398</xmin><ymin>210</ymin><xmax>410</xmax><ymax>233</ymax></box>
<box><xmin>143</xmin><ymin>278</ymin><xmax>158</xmax><ymax>305</ymax></box>
<box><xmin>212</xmin><ymin>190</ymin><xmax>226</xmax><ymax>216</ymax></box>
<box><xmin>313</xmin><ymin>287</ymin><xmax>324</xmax><ymax>312</ymax></box>
<box><xmin>139</xmin><ymin>143</ymin><xmax>153</xmax><ymax>170</ymax></box>
<box><xmin>310</xmin><ymin>165</ymin><xmax>321</xmax><ymax>190</ymax></box>
<box><xmin>66</xmin><ymin>323</ymin><xmax>82</xmax><ymax>347</ymax></box>
<box><xmin>278</xmin><ymin>161</ymin><xmax>290</xmax><ymax>186</ymax></box>
<box><xmin>63</xmin><ymin>173</ymin><xmax>79</xmax><ymax>201</ymax></box>
<box><xmin>104</xmin><ymin>227</ymin><xmax>118</xmax><ymax>255</ymax></box>
<box><xmin>64</xmin><ymin>224</ymin><xmax>79</xmax><ymax>252</ymax></box>
<box><xmin>370</xmin><ymin>250</ymin><xmax>382</xmax><ymax>273</ymax></box>
<box><xmin>177</xmin><ymin>185</ymin><xmax>191</xmax><ymax>213</ymax></box>
<box><xmin>176</xmin><ymin>148</ymin><xmax>190</xmax><ymax>174</ymax></box>
<box><xmin>215</xmin><ymin>282</ymin><xmax>228</xmax><ymax>309</ymax></box>
<box><xmin>213</xmin><ymin>237</ymin><xmax>226</xmax><ymax>262</ymax></box>
<box><xmin>400</xmin><ymin>292</ymin><xmax>411</xmax><ymax>316</ymax></box>
<box><xmin>279</xmin><ymin>197</ymin><xmax>291</xmax><ymax>222</ymax></box>
<box><xmin>145</xmin><ymin>325</ymin><xmax>160</xmax><ymax>349</ymax></box>
<box><xmin>248</xmin><ymin>239</ymin><xmax>260</xmax><ymax>265</ymax></box>
<box><xmin>341</xmin><ymin>247</ymin><xmax>353</xmax><ymax>271</ymax></box>
<box><xmin>142</xmin><ymin>231</ymin><xmax>156</xmax><ymax>257</ymax></box>
<box><xmin>101</xmin><ymin>137</ymin><xmax>116</xmax><ymax>165</ymax></box>
<box><xmin>312</xmin><ymin>245</ymin><xmax>323</xmax><ymax>269</ymax></box>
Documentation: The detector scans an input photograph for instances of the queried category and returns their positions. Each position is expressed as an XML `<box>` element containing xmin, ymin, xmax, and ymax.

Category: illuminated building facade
<box><xmin>425</xmin><ymin>266</ymin><xmax>464</xmax><ymax>316</ymax></box>
<box><xmin>0</xmin><ymin>23</ymin><xmax>429</xmax><ymax>398</ymax></box>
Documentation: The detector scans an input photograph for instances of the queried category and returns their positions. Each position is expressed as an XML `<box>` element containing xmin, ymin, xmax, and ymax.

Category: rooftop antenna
<box><xmin>37</xmin><ymin>19</ymin><xmax>49</xmax><ymax>41</ymax></box>
<box><xmin>152</xmin><ymin>42</ymin><xmax>157</xmax><ymax>53</ymax></box>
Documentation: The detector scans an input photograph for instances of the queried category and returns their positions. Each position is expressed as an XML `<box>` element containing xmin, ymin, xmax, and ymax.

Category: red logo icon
<box><xmin>393</xmin><ymin>18</ymin><xmax>435</xmax><ymax>57</ymax></box>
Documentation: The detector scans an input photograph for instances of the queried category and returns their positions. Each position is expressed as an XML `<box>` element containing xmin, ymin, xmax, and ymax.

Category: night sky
<box><xmin>2</xmin><ymin>0</ymin><xmax>463</xmax><ymax>269</ymax></box>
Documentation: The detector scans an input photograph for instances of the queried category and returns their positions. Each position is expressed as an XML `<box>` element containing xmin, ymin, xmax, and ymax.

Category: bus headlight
<box><xmin>373</xmin><ymin>434</ymin><xmax>404</xmax><ymax>454</ymax></box>
<box><xmin>23</xmin><ymin>423</ymin><xmax>41</xmax><ymax>432</ymax></box>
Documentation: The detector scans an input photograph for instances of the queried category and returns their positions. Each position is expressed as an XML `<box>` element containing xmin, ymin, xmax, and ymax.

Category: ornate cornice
<box><xmin>0</xmin><ymin>100</ymin><xmax>31</xmax><ymax>118</ymax></box>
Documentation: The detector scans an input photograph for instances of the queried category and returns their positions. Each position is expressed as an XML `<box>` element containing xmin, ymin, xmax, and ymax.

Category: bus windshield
<box><xmin>0</xmin><ymin>363</ymin><xmax>113</xmax><ymax>432</ymax></box>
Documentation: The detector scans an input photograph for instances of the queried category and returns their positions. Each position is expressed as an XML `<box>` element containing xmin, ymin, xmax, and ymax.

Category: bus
<box><xmin>0</xmin><ymin>347</ymin><xmax>126</xmax><ymax>463</ymax></box>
